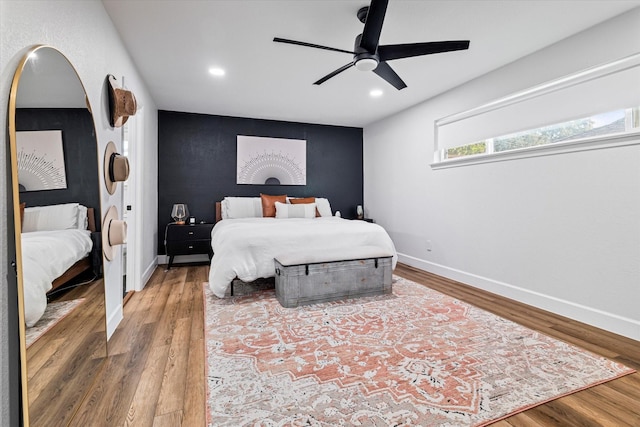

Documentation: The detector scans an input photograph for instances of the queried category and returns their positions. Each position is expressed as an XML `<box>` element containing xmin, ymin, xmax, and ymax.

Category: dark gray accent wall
<box><xmin>158</xmin><ymin>110</ymin><xmax>364</xmax><ymax>255</ymax></box>
<box><xmin>15</xmin><ymin>108</ymin><xmax>101</xmax><ymax>229</ymax></box>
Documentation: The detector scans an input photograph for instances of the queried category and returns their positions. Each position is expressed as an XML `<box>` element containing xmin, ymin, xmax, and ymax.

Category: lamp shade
<box><xmin>171</xmin><ymin>203</ymin><xmax>189</xmax><ymax>224</ymax></box>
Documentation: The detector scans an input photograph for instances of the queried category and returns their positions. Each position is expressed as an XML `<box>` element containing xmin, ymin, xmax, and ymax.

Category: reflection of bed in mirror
<box><xmin>21</xmin><ymin>203</ymin><xmax>100</xmax><ymax>326</ymax></box>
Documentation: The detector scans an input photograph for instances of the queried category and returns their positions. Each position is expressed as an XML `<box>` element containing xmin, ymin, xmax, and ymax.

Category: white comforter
<box><xmin>21</xmin><ymin>229</ymin><xmax>93</xmax><ymax>327</ymax></box>
<box><xmin>208</xmin><ymin>217</ymin><xmax>397</xmax><ymax>298</ymax></box>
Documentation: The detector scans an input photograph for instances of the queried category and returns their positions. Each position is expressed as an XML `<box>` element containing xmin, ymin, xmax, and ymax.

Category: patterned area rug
<box><xmin>26</xmin><ymin>298</ymin><xmax>85</xmax><ymax>348</ymax></box>
<box><xmin>203</xmin><ymin>277</ymin><xmax>633</xmax><ymax>426</ymax></box>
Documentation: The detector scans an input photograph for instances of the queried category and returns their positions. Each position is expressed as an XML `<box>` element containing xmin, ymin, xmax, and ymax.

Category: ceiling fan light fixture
<box><xmin>355</xmin><ymin>58</ymin><xmax>378</xmax><ymax>72</ymax></box>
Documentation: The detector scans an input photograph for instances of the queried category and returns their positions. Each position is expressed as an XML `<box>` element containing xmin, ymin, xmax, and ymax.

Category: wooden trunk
<box><xmin>274</xmin><ymin>247</ymin><xmax>393</xmax><ymax>308</ymax></box>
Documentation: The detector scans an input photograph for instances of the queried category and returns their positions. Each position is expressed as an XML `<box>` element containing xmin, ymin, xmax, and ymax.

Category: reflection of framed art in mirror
<box><xmin>16</xmin><ymin>130</ymin><xmax>67</xmax><ymax>191</ymax></box>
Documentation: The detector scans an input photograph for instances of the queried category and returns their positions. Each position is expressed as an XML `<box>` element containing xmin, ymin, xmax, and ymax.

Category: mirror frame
<box><xmin>7</xmin><ymin>44</ymin><xmax>107</xmax><ymax>426</ymax></box>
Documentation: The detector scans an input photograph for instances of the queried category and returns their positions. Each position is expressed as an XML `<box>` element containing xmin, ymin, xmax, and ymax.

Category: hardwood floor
<box><xmin>27</xmin><ymin>278</ymin><xmax>107</xmax><ymax>427</ymax></box>
<box><xmin>71</xmin><ymin>265</ymin><xmax>207</xmax><ymax>427</ymax></box>
<box><xmin>71</xmin><ymin>263</ymin><xmax>639</xmax><ymax>426</ymax></box>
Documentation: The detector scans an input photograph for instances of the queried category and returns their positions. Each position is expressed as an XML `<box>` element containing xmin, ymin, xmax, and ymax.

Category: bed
<box><xmin>208</xmin><ymin>197</ymin><xmax>397</xmax><ymax>298</ymax></box>
<box><xmin>21</xmin><ymin>203</ymin><xmax>96</xmax><ymax>327</ymax></box>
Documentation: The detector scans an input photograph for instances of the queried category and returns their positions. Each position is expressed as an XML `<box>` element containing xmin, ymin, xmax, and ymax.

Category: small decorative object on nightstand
<box><xmin>356</xmin><ymin>205</ymin><xmax>364</xmax><ymax>219</ymax></box>
<box><xmin>171</xmin><ymin>203</ymin><xmax>189</xmax><ymax>224</ymax></box>
<box><xmin>164</xmin><ymin>222</ymin><xmax>214</xmax><ymax>270</ymax></box>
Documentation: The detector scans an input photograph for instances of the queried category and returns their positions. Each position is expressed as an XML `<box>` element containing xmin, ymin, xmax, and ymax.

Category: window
<box><xmin>445</xmin><ymin>107</ymin><xmax>639</xmax><ymax>160</ymax></box>
<box><xmin>434</xmin><ymin>53</ymin><xmax>640</xmax><ymax>167</ymax></box>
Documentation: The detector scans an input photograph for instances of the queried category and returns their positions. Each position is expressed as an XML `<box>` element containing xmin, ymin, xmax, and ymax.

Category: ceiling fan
<box><xmin>273</xmin><ymin>0</ymin><xmax>470</xmax><ymax>90</ymax></box>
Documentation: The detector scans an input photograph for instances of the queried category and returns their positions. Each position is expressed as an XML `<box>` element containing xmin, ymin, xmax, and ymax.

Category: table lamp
<box><xmin>171</xmin><ymin>203</ymin><xmax>189</xmax><ymax>224</ymax></box>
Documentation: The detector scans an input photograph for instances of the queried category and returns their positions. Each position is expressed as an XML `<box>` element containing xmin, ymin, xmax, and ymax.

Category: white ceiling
<box><xmin>102</xmin><ymin>0</ymin><xmax>640</xmax><ymax>127</ymax></box>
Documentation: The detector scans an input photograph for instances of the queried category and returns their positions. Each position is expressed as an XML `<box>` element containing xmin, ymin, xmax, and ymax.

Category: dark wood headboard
<box><xmin>215</xmin><ymin>202</ymin><xmax>222</xmax><ymax>223</ymax></box>
<box><xmin>87</xmin><ymin>207</ymin><xmax>97</xmax><ymax>232</ymax></box>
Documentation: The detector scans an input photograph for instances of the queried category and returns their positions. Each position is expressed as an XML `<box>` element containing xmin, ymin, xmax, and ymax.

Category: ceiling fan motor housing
<box><xmin>354</xmin><ymin>33</ymin><xmax>379</xmax><ymax>71</ymax></box>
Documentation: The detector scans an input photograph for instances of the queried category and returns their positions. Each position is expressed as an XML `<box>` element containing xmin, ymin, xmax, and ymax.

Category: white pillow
<box><xmin>275</xmin><ymin>201</ymin><xmax>316</xmax><ymax>219</ymax></box>
<box><xmin>315</xmin><ymin>198</ymin><xmax>333</xmax><ymax>217</ymax></box>
<box><xmin>221</xmin><ymin>197</ymin><xmax>263</xmax><ymax>219</ymax></box>
<box><xmin>285</xmin><ymin>197</ymin><xmax>333</xmax><ymax>217</ymax></box>
<box><xmin>22</xmin><ymin>203</ymin><xmax>79</xmax><ymax>232</ymax></box>
<box><xmin>77</xmin><ymin>204</ymin><xmax>88</xmax><ymax>230</ymax></box>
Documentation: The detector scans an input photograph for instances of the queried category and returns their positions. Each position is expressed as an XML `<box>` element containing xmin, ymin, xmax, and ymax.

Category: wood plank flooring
<box><xmin>26</xmin><ymin>278</ymin><xmax>107</xmax><ymax>427</ymax></box>
<box><xmin>70</xmin><ymin>263</ymin><xmax>639</xmax><ymax>426</ymax></box>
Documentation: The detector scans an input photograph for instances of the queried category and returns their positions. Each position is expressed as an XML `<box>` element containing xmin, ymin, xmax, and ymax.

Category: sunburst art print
<box><xmin>237</xmin><ymin>135</ymin><xmax>306</xmax><ymax>185</ymax></box>
<box><xmin>16</xmin><ymin>130</ymin><xmax>67</xmax><ymax>191</ymax></box>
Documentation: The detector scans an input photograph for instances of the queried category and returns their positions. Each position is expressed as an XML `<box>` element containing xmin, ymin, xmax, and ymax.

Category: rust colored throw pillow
<box><xmin>19</xmin><ymin>202</ymin><xmax>25</xmax><ymax>231</ymax></box>
<box><xmin>260</xmin><ymin>194</ymin><xmax>287</xmax><ymax>217</ymax></box>
<box><xmin>290</xmin><ymin>197</ymin><xmax>320</xmax><ymax>217</ymax></box>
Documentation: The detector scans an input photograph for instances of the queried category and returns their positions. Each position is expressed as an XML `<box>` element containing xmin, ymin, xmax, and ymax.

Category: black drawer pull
<box><xmin>188</xmin><ymin>245</ymin><xmax>194</xmax><ymax>249</ymax></box>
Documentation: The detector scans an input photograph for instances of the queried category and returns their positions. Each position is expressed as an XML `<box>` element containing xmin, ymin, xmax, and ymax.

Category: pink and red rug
<box><xmin>203</xmin><ymin>276</ymin><xmax>633</xmax><ymax>426</ymax></box>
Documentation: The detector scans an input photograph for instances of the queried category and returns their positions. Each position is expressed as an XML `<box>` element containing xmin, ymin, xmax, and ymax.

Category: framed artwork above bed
<box><xmin>236</xmin><ymin>135</ymin><xmax>306</xmax><ymax>185</ymax></box>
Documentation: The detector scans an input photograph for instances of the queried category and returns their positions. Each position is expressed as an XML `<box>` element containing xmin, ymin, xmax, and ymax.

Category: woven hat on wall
<box><xmin>107</xmin><ymin>74</ymin><xmax>137</xmax><ymax>128</ymax></box>
<box><xmin>102</xmin><ymin>205</ymin><xmax>127</xmax><ymax>262</ymax></box>
<box><xmin>103</xmin><ymin>141</ymin><xmax>130</xmax><ymax>195</ymax></box>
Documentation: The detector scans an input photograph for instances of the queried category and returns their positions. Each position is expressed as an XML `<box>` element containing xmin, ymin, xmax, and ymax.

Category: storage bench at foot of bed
<box><xmin>274</xmin><ymin>246</ymin><xmax>393</xmax><ymax>308</ymax></box>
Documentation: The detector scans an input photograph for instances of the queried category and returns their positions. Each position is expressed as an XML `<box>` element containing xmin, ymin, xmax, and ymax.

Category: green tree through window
<box><xmin>443</xmin><ymin>108</ymin><xmax>638</xmax><ymax>161</ymax></box>
<box><xmin>493</xmin><ymin>117</ymin><xmax>594</xmax><ymax>152</ymax></box>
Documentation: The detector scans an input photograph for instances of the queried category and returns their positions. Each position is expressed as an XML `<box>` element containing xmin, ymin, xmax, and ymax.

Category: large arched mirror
<box><xmin>7</xmin><ymin>45</ymin><xmax>107</xmax><ymax>426</ymax></box>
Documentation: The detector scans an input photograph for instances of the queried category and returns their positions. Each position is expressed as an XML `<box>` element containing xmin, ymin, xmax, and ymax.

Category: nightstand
<box><xmin>164</xmin><ymin>223</ymin><xmax>214</xmax><ymax>270</ymax></box>
<box><xmin>358</xmin><ymin>218</ymin><xmax>374</xmax><ymax>223</ymax></box>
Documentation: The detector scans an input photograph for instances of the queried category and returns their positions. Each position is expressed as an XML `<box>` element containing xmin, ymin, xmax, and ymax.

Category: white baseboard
<box><xmin>397</xmin><ymin>252</ymin><xmax>640</xmax><ymax>341</ymax></box>
<box><xmin>106</xmin><ymin>306</ymin><xmax>123</xmax><ymax>340</ymax></box>
<box><xmin>139</xmin><ymin>259</ymin><xmax>157</xmax><ymax>291</ymax></box>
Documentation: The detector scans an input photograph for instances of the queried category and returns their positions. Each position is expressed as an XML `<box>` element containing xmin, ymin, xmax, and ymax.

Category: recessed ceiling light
<box><xmin>208</xmin><ymin>67</ymin><xmax>225</xmax><ymax>77</ymax></box>
<box><xmin>370</xmin><ymin>89</ymin><xmax>383</xmax><ymax>98</ymax></box>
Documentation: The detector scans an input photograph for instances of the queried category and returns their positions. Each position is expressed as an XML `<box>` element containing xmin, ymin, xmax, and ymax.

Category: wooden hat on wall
<box><xmin>106</xmin><ymin>74</ymin><xmax>137</xmax><ymax>128</ymax></box>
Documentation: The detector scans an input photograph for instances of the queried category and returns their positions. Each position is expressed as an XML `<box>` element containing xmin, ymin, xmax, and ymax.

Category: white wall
<box><xmin>364</xmin><ymin>8</ymin><xmax>640</xmax><ymax>341</ymax></box>
<box><xmin>139</xmin><ymin>108</ymin><xmax>159</xmax><ymax>286</ymax></box>
<box><xmin>0</xmin><ymin>0</ymin><xmax>159</xmax><ymax>423</ymax></box>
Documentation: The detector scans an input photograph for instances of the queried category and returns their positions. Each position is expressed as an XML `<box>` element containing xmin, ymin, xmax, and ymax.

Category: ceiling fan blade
<box><xmin>359</xmin><ymin>0</ymin><xmax>389</xmax><ymax>53</ymax></box>
<box><xmin>373</xmin><ymin>61</ymin><xmax>407</xmax><ymax>90</ymax></box>
<box><xmin>378</xmin><ymin>40</ymin><xmax>470</xmax><ymax>61</ymax></box>
<box><xmin>273</xmin><ymin>37</ymin><xmax>354</xmax><ymax>55</ymax></box>
<box><xmin>313</xmin><ymin>62</ymin><xmax>355</xmax><ymax>85</ymax></box>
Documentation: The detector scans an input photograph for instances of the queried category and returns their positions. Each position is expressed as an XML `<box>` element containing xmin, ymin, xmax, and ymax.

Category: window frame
<box><xmin>432</xmin><ymin>53</ymin><xmax>640</xmax><ymax>170</ymax></box>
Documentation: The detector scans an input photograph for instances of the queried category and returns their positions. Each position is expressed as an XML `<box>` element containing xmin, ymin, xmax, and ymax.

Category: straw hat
<box><xmin>102</xmin><ymin>205</ymin><xmax>127</xmax><ymax>262</ymax></box>
<box><xmin>104</xmin><ymin>141</ymin><xmax>130</xmax><ymax>195</ymax></box>
<box><xmin>107</xmin><ymin>74</ymin><xmax>137</xmax><ymax>128</ymax></box>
